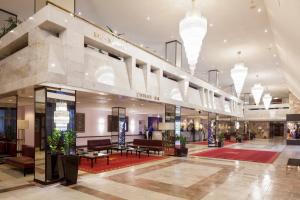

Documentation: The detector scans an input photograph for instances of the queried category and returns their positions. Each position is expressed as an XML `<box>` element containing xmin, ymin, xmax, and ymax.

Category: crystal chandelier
<box><xmin>231</xmin><ymin>63</ymin><xmax>248</xmax><ymax>97</ymax></box>
<box><xmin>263</xmin><ymin>93</ymin><xmax>272</xmax><ymax>109</ymax></box>
<box><xmin>251</xmin><ymin>84</ymin><xmax>264</xmax><ymax>105</ymax></box>
<box><xmin>179</xmin><ymin>0</ymin><xmax>207</xmax><ymax>75</ymax></box>
<box><xmin>54</xmin><ymin>102</ymin><xmax>70</xmax><ymax>131</ymax></box>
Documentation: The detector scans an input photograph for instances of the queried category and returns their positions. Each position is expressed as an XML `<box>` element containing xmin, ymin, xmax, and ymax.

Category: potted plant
<box><xmin>175</xmin><ymin>135</ymin><xmax>188</xmax><ymax>157</ymax></box>
<box><xmin>47</xmin><ymin>129</ymin><xmax>64</xmax><ymax>180</ymax></box>
<box><xmin>61</xmin><ymin>130</ymin><xmax>79</xmax><ymax>185</ymax></box>
<box><xmin>236</xmin><ymin>133</ymin><xmax>242</xmax><ymax>143</ymax></box>
<box><xmin>217</xmin><ymin>133</ymin><xmax>225</xmax><ymax>147</ymax></box>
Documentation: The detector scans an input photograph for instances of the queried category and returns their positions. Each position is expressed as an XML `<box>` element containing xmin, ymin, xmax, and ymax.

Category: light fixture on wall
<box><xmin>54</xmin><ymin>102</ymin><xmax>70</xmax><ymax>130</ymax></box>
<box><xmin>251</xmin><ymin>83</ymin><xmax>264</xmax><ymax>105</ymax></box>
<box><xmin>231</xmin><ymin>51</ymin><xmax>248</xmax><ymax>97</ymax></box>
<box><xmin>179</xmin><ymin>0</ymin><xmax>207</xmax><ymax>75</ymax></box>
<box><xmin>263</xmin><ymin>93</ymin><xmax>272</xmax><ymax>110</ymax></box>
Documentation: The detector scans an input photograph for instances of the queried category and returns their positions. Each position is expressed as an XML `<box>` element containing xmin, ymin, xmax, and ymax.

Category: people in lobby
<box><xmin>148</xmin><ymin>125</ymin><xmax>153</xmax><ymax>140</ymax></box>
<box><xmin>191</xmin><ymin>125</ymin><xmax>196</xmax><ymax>142</ymax></box>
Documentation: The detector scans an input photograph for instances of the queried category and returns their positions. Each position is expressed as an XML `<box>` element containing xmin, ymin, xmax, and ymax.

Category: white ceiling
<box><xmin>1</xmin><ymin>0</ymin><xmax>299</xmax><ymax>100</ymax></box>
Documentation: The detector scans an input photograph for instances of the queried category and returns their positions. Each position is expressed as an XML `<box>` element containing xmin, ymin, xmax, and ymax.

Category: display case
<box><xmin>286</xmin><ymin>114</ymin><xmax>300</xmax><ymax>145</ymax></box>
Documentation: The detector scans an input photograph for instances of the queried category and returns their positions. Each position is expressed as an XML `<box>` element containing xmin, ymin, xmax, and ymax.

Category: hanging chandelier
<box><xmin>54</xmin><ymin>102</ymin><xmax>70</xmax><ymax>131</ymax></box>
<box><xmin>230</xmin><ymin>63</ymin><xmax>248</xmax><ymax>97</ymax></box>
<box><xmin>251</xmin><ymin>84</ymin><xmax>264</xmax><ymax>105</ymax></box>
<box><xmin>179</xmin><ymin>0</ymin><xmax>207</xmax><ymax>75</ymax></box>
<box><xmin>263</xmin><ymin>93</ymin><xmax>272</xmax><ymax>109</ymax></box>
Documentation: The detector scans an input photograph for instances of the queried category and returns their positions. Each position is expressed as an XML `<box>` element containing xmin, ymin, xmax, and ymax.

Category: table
<box><xmin>111</xmin><ymin>145</ymin><xmax>127</xmax><ymax>156</ymax></box>
<box><xmin>126</xmin><ymin>147</ymin><xmax>149</xmax><ymax>158</ymax></box>
<box><xmin>79</xmin><ymin>152</ymin><xmax>109</xmax><ymax>168</ymax></box>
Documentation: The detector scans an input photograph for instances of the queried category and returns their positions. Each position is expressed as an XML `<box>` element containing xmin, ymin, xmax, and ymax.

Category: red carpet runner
<box><xmin>192</xmin><ymin>148</ymin><xmax>279</xmax><ymax>163</ymax></box>
<box><xmin>79</xmin><ymin>153</ymin><xmax>165</xmax><ymax>173</ymax></box>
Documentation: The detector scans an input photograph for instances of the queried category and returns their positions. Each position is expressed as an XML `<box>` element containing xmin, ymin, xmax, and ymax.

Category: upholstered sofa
<box><xmin>5</xmin><ymin>145</ymin><xmax>34</xmax><ymax>176</ymax></box>
<box><xmin>131</xmin><ymin>139</ymin><xmax>163</xmax><ymax>154</ymax></box>
<box><xmin>87</xmin><ymin>139</ymin><xmax>113</xmax><ymax>153</ymax></box>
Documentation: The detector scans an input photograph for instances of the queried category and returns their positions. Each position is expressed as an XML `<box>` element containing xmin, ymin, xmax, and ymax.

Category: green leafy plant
<box><xmin>218</xmin><ymin>133</ymin><xmax>225</xmax><ymax>143</ymax></box>
<box><xmin>176</xmin><ymin>135</ymin><xmax>187</xmax><ymax>148</ymax></box>
<box><xmin>63</xmin><ymin>130</ymin><xmax>76</xmax><ymax>155</ymax></box>
<box><xmin>48</xmin><ymin>129</ymin><xmax>63</xmax><ymax>154</ymax></box>
<box><xmin>0</xmin><ymin>17</ymin><xmax>22</xmax><ymax>38</ymax></box>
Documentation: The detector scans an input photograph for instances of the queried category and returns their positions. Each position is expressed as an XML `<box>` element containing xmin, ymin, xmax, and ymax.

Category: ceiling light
<box><xmin>10</xmin><ymin>30</ymin><xmax>14</xmax><ymax>33</ymax></box>
<box><xmin>263</xmin><ymin>93</ymin><xmax>272</xmax><ymax>110</ymax></box>
<box><xmin>257</xmin><ymin>8</ymin><xmax>262</xmax><ymax>13</ymax></box>
<box><xmin>209</xmin><ymin>23</ymin><xmax>214</xmax><ymax>27</ymax></box>
<box><xmin>231</xmin><ymin>63</ymin><xmax>248</xmax><ymax>97</ymax></box>
<box><xmin>78</xmin><ymin>11</ymin><xmax>82</xmax><ymax>16</ymax></box>
<box><xmin>29</xmin><ymin>16</ymin><xmax>34</xmax><ymax>20</ymax></box>
<box><xmin>264</xmin><ymin>29</ymin><xmax>268</xmax><ymax>33</ymax></box>
<box><xmin>251</xmin><ymin>84</ymin><xmax>264</xmax><ymax>105</ymax></box>
<box><xmin>64</xmin><ymin>19</ymin><xmax>68</xmax><ymax>23</ymax></box>
<box><xmin>140</xmin><ymin>44</ymin><xmax>144</xmax><ymax>47</ymax></box>
<box><xmin>179</xmin><ymin>0</ymin><xmax>207</xmax><ymax>75</ymax></box>
<box><xmin>273</xmin><ymin>54</ymin><xmax>277</xmax><ymax>58</ymax></box>
<box><xmin>223</xmin><ymin>39</ymin><xmax>227</xmax><ymax>43</ymax></box>
<box><xmin>85</xmin><ymin>72</ymin><xmax>89</xmax><ymax>76</ymax></box>
<box><xmin>98</xmin><ymin>92</ymin><xmax>108</xmax><ymax>96</ymax></box>
<box><xmin>146</xmin><ymin>16</ymin><xmax>150</xmax><ymax>21</ymax></box>
<box><xmin>51</xmin><ymin>63</ymin><xmax>56</xmax><ymax>67</ymax></box>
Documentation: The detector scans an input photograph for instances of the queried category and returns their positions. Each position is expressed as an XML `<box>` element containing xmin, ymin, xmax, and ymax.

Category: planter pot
<box><xmin>217</xmin><ymin>141</ymin><xmax>224</xmax><ymax>148</ymax></box>
<box><xmin>175</xmin><ymin>147</ymin><xmax>188</xmax><ymax>157</ymax></box>
<box><xmin>62</xmin><ymin>155</ymin><xmax>79</xmax><ymax>185</ymax></box>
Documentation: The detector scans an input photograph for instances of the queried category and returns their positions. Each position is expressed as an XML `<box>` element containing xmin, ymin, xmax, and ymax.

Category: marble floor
<box><xmin>1</xmin><ymin>138</ymin><xmax>300</xmax><ymax>200</ymax></box>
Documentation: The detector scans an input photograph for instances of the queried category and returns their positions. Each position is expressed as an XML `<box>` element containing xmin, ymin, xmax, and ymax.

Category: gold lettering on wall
<box><xmin>136</xmin><ymin>92</ymin><xmax>160</xmax><ymax>101</ymax></box>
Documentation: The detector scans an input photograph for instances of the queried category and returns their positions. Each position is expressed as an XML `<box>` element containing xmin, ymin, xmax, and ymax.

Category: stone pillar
<box><xmin>34</xmin><ymin>87</ymin><xmax>76</xmax><ymax>184</ymax></box>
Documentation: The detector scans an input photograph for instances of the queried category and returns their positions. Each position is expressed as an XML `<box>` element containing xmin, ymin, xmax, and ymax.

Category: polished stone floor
<box><xmin>1</xmin><ymin>138</ymin><xmax>300</xmax><ymax>200</ymax></box>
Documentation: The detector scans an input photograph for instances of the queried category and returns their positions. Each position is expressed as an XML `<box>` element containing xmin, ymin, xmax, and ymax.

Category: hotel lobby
<box><xmin>0</xmin><ymin>0</ymin><xmax>300</xmax><ymax>199</ymax></box>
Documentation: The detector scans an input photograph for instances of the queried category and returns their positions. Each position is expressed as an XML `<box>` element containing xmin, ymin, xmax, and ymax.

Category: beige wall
<box><xmin>35</xmin><ymin>0</ymin><xmax>74</xmax><ymax>13</ymax></box>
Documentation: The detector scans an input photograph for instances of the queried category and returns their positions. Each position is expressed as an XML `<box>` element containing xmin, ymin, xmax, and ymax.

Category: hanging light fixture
<box><xmin>54</xmin><ymin>102</ymin><xmax>70</xmax><ymax>131</ymax></box>
<box><xmin>251</xmin><ymin>83</ymin><xmax>264</xmax><ymax>105</ymax></box>
<box><xmin>263</xmin><ymin>93</ymin><xmax>272</xmax><ymax>110</ymax></box>
<box><xmin>231</xmin><ymin>63</ymin><xmax>248</xmax><ymax>97</ymax></box>
<box><xmin>179</xmin><ymin>0</ymin><xmax>207</xmax><ymax>75</ymax></box>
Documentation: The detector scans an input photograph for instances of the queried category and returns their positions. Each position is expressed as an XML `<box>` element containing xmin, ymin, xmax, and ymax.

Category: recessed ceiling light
<box><xmin>209</xmin><ymin>23</ymin><xmax>214</xmax><ymax>27</ymax></box>
<box><xmin>77</xmin><ymin>101</ymin><xmax>80</xmax><ymax>104</ymax></box>
<box><xmin>85</xmin><ymin>72</ymin><xmax>89</xmax><ymax>76</ymax></box>
<box><xmin>146</xmin><ymin>16</ymin><xmax>150</xmax><ymax>21</ymax></box>
<box><xmin>98</xmin><ymin>92</ymin><xmax>108</xmax><ymax>96</ymax></box>
<box><xmin>78</xmin><ymin>11</ymin><xmax>82</xmax><ymax>16</ymax></box>
<box><xmin>70</xmin><ymin>13</ymin><xmax>74</xmax><ymax>17</ymax></box>
<box><xmin>273</xmin><ymin>54</ymin><xmax>277</xmax><ymax>57</ymax></box>
<box><xmin>10</xmin><ymin>30</ymin><xmax>14</xmax><ymax>33</ymax></box>
<box><xmin>223</xmin><ymin>39</ymin><xmax>227</xmax><ymax>43</ymax></box>
<box><xmin>257</xmin><ymin>8</ymin><xmax>262</xmax><ymax>13</ymax></box>
<box><xmin>264</xmin><ymin>29</ymin><xmax>268</xmax><ymax>33</ymax></box>
<box><xmin>140</xmin><ymin>44</ymin><xmax>144</xmax><ymax>47</ymax></box>
<box><xmin>29</xmin><ymin>16</ymin><xmax>34</xmax><ymax>20</ymax></box>
<box><xmin>64</xmin><ymin>19</ymin><xmax>68</xmax><ymax>23</ymax></box>
<box><xmin>51</xmin><ymin>63</ymin><xmax>56</xmax><ymax>67</ymax></box>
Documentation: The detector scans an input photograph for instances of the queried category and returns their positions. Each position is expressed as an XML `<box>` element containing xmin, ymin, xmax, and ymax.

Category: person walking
<box><xmin>148</xmin><ymin>125</ymin><xmax>153</xmax><ymax>140</ymax></box>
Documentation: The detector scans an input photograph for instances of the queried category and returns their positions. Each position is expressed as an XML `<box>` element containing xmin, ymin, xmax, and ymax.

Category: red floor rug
<box><xmin>192</xmin><ymin>140</ymin><xmax>236</xmax><ymax>146</ymax></box>
<box><xmin>79</xmin><ymin>153</ymin><xmax>165</xmax><ymax>173</ymax></box>
<box><xmin>192</xmin><ymin>148</ymin><xmax>279</xmax><ymax>163</ymax></box>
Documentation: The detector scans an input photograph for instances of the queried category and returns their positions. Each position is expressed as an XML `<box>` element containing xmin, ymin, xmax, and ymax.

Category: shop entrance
<box><xmin>270</xmin><ymin>122</ymin><xmax>284</xmax><ymax>137</ymax></box>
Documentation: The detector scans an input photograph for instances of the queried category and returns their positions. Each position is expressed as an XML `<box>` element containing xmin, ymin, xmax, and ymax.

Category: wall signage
<box><xmin>136</xmin><ymin>92</ymin><xmax>160</xmax><ymax>101</ymax></box>
<box><xmin>93</xmin><ymin>32</ymin><xmax>125</xmax><ymax>50</ymax></box>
